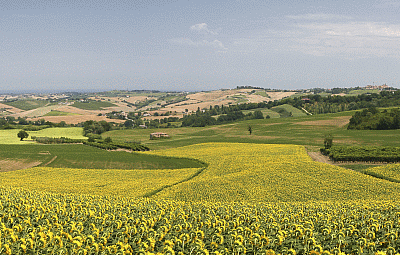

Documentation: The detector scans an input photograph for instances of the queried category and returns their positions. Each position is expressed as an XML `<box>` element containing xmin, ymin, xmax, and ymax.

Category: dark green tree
<box><xmin>253</xmin><ymin>110</ymin><xmax>264</xmax><ymax>119</ymax></box>
<box><xmin>17</xmin><ymin>130</ymin><xmax>29</xmax><ymax>141</ymax></box>
<box><xmin>248</xmin><ymin>125</ymin><xmax>252</xmax><ymax>135</ymax></box>
<box><xmin>324</xmin><ymin>134</ymin><xmax>333</xmax><ymax>149</ymax></box>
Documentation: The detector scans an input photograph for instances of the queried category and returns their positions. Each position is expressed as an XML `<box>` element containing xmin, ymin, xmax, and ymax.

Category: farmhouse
<box><xmin>150</xmin><ymin>132</ymin><xmax>169</xmax><ymax>139</ymax></box>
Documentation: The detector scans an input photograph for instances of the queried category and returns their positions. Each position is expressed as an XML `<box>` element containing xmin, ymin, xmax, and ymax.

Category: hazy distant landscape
<box><xmin>2</xmin><ymin>0</ymin><xmax>400</xmax><ymax>254</ymax></box>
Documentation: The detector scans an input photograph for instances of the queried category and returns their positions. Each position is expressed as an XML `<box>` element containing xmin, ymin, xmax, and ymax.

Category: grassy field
<box><xmin>43</xmin><ymin>110</ymin><xmax>80</xmax><ymax>116</ymax></box>
<box><xmin>31</xmin><ymin>127</ymin><xmax>87</xmax><ymax>139</ymax></box>
<box><xmin>104</xmin><ymin>110</ymin><xmax>400</xmax><ymax>150</ymax></box>
<box><xmin>72</xmin><ymin>100</ymin><xmax>116</xmax><ymax>110</ymax></box>
<box><xmin>0</xmin><ymin>127</ymin><xmax>86</xmax><ymax>144</ymax></box>
<box><xmin>0</xmin><ymin>144</ymin><xmax>205</xmax><ymax>170</ymax></box>
<box><xmin>271</xmin><ymin>104</ymin><xmax>307</xmax><ymax>117</ymax></box>
<box><xmin>1</xmin><ymin>99</ymin><xmax>51</xmax><ymax>110</ymax></box>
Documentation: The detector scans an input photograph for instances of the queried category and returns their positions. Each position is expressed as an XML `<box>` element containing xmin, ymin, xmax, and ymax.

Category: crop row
<box><xmin>321</xmin><ymin>146</ymin><xmax>400</xmax><ymax>163</ymax></box>
<box><xmin>82</xmin><ymin>141</ymin><xmax>150</xmax><ymax>151</ymax></box>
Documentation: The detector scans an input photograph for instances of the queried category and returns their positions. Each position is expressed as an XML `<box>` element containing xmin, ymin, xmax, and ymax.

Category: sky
<box><xmin>1</xmin><ymin>0</ymin><xmax>400</xmax><ymax>93</ymax></box>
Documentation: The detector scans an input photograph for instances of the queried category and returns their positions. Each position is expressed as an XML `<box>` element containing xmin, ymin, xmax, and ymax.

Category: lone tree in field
<box><xmin>324</xmin><ymin>134</ymin><xmax>333</xmax><ymax>149</ymax></box>
<box><xmin>248</xmin><ymin>125</ymin><xmax>252</xmax><ymax>135</ymax></box>
<box><xmin>17</xmin><ymin>130</ymin><xmax>29</xmax><ymax>141</ymax></box>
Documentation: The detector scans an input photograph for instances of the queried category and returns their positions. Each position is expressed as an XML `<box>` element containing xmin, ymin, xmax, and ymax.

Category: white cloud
<box><xmin>190</xmin><ymin>23</ymin><xmax>218</xmax><ymax>35</ymax></box>
<box><xmin>169</xmin><ymin>38</ymin><xmax>227</xmax><ymax>50</ymax></box>
<box><xmin>230</xmin><ymin>15</ymin><xmax>400</xmax><ymax>59</ymax></box>
<box><xmin>289</xmin><ymin>21</ymin><xmax>400</xmax><ymax>58</ymax></box>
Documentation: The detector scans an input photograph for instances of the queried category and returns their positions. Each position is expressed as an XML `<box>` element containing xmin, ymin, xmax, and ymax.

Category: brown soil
<box><xmin>0</xmin><ymin>103</ymin><xmax>23</xmax><ymax>113</ymax></box>
<box><xmin>266</xmin><ymin>92</ymin><xmax>297</xmax><ymax>101</ymax></box>
<box><xmin>0</xmin><ymin>159</ymin><xmax>41</xmax><ymax>172</ymax></box>
<box><xmin>28</xmin><ymin>115</ymin><xmax>125</xmax><ymax>125</ymax></box>
<box><xmin>296</xmin><ymin>116</ymin><xmax>351</xmax><ymax>127</ymax></box>
<box><xmin>307</xmin><ymin>151</ymin><xmax>333</xmax><ymax>164</ymax></box>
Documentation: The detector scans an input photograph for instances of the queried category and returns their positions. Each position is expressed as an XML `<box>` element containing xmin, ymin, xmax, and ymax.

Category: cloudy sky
<box><xmin>1</xmin><ymin>0</ymin><xmax>400</xmax><ymax>93</ymax></box>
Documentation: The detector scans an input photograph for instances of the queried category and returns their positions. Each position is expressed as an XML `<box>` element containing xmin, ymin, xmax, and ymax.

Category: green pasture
<box><xmin>271</xmin><ymin>104</ymin><xmax>307</xmax><ymax>117</ymax></box>
<box><xmin>21</xmin><ymin>105</ymin><xmax>62</xmax><ymax>118</ymax></box>
<box><xmin>0</xmin><ymin>129</ymin><xmax>36</xmax><ymax>144</ymax></box>
<box><xmin>253</xmin><ymin>91</ymin><xmax>270</xmax><ymax>97</ymax></box>
<box><xmin>2</xmin><ymin>99</ymin><xmax>51</xmax><ymax>111</ymax></box>
<box><xmin>44</xmin><ymin>110</ymin><xmax>80</xmax><ymax>116</ymax></box>
<box><xmin>103</xmin><ymin>109</ymin><xmax>400</xmax><ymax>151</ymax></box>
<box><xmin>346</xmin><ymin>89</ymin><xmax>381</xmax><ymax>95</ymax></box>
<box><xmin>0</xmin><ymin>144</ymin><xmax>205</xmax><ymax>170</ymax></box>
<box><xmin>72</xmin><ymin>100</ymin><xmax>116</xmax><ymax>110</ymax></box>
<box><xmin>0</xmin><ymin>127</ymin><xmax>86</xmax><ymax>144</ymax></box>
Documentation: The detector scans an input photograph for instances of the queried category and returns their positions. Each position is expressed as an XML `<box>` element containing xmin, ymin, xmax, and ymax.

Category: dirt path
<box><xmin>307</xmin><ymin>151</ymin><xmax>333</xmax><ymax>164</ymax></box>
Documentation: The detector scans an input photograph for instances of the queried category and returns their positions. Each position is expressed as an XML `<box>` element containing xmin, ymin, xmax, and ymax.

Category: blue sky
<box><xmin>1</xmin><ymin>0</ymin><xmax>400</xmax><ymax>93</ymax></box>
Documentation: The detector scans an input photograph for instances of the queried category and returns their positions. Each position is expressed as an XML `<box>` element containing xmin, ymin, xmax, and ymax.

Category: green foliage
<box><xmin>104</xmin><ymin>137</ymin><xmax>112</xmax><ymax>143</ymax></box>
<box><xmin>72</xmin><ymin>99</ymin><xmax>116</xmax><ymax>110</ymax></box>
<box><xmin>83</xmin><ymin>140</ymin><xmax>150</xmax><ymax>151</ymax></box>
<box><xmin>32</xmin><ymin>136</ymin><xmax>85</xmax><ymax>144</ymax></box>
<box><xmin>17</xmin><ymin>130</ymin><xmax>29</xmax><ymax>141</ymax></box>
<box><xmin>324</xmin><ymin>134</ymin><xmax>333</xmax><ymax>149</ymax></box>
<box><xmin>348</xmin><ymin>107</ymin><xmax>400</xmax><ymax>130</ymax></box>
<box><xmin>253</xmin><ymin>110</ymin><xmax>264</xmax><ymax>119</ymax></box>
<box><xmin>297</xmin><ymin>90</ymin><xmax>400</xmax><ymax>115</ymax></box>
<box><xmin>321</xmin><ymin>145</ymin><xmax>400</xmax><ymax>163</ymax></box>
<box><xmin>82</xmin><ymin>120</ymin><xmax>112</xmax><ymax>136</ymax></box>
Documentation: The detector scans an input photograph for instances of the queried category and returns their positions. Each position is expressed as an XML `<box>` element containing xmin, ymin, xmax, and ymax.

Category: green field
<box><xmin>271</xmin><ymin>104</ymin><xmax>307</xmax><ymax>117</ymax></box>
<box><xmin>44</xmin><ymin>110</ymin><xmax>80</xmax><ymax>116</ymax></box>
<box><xmin>2</xmin><ymin>99</ymin><xmax>51</xmax><ymax>110</ymax></box>
<box><xmin>72</xmin><ymin>100</ymin><xmax>116</xmax><ymax>110</ymax></box>
<box><xmin>0</xmin><ymin>127</ymin><xmax>87</xmax><ymax>144</ymax></box>
<box><xmin>102</xmin><ymin>109</ymin><xmax>400</xmax><ymax>152</ymax></box>
<box><xmin>0</xmin><ymin>143</ymin><xmax>205</xmax><ymax>170</ymax></box>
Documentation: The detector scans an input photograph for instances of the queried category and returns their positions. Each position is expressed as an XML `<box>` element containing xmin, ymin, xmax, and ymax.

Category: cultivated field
<box><xmin>2</xmin><ymin>142</ymin><xmax>400</xmax><ymax>254</ymax></box>
<box><xmin>3</xmin><ymin>99</ymin><xmax>400</xmax><ymax>254</ymax></box>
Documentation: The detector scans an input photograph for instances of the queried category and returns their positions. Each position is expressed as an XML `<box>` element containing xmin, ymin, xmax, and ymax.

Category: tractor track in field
<box><xmin>42</xmin><ymin>156</ymin><xmax>58</xmax><ymax>166</ymax></box>
<box><xmin>142</xmin><ymin>165</ymin><xmax>208</xmax><ymax>198</ymax></box>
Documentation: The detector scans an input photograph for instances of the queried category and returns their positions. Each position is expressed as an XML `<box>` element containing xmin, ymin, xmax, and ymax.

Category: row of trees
<box><xmin>181</xmin><ymin>109</ymin><xmax>266</xmax><ymax>127</ymax></box>
<box><xmin>288</xmin><ymin>90</ymin><xmax>400</xmax><ymax>115</ymax></box>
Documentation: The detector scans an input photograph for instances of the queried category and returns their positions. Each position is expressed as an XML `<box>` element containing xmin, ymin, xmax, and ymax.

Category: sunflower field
<box><xmin>1</xmin><ymin>187</ymin><xmax>400</xmax><ymax>254</ymax></box>
<box><xmin>2</xmin><ymin>143</ymin><xmax>400</xmax><ymax>254</ymax></box>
